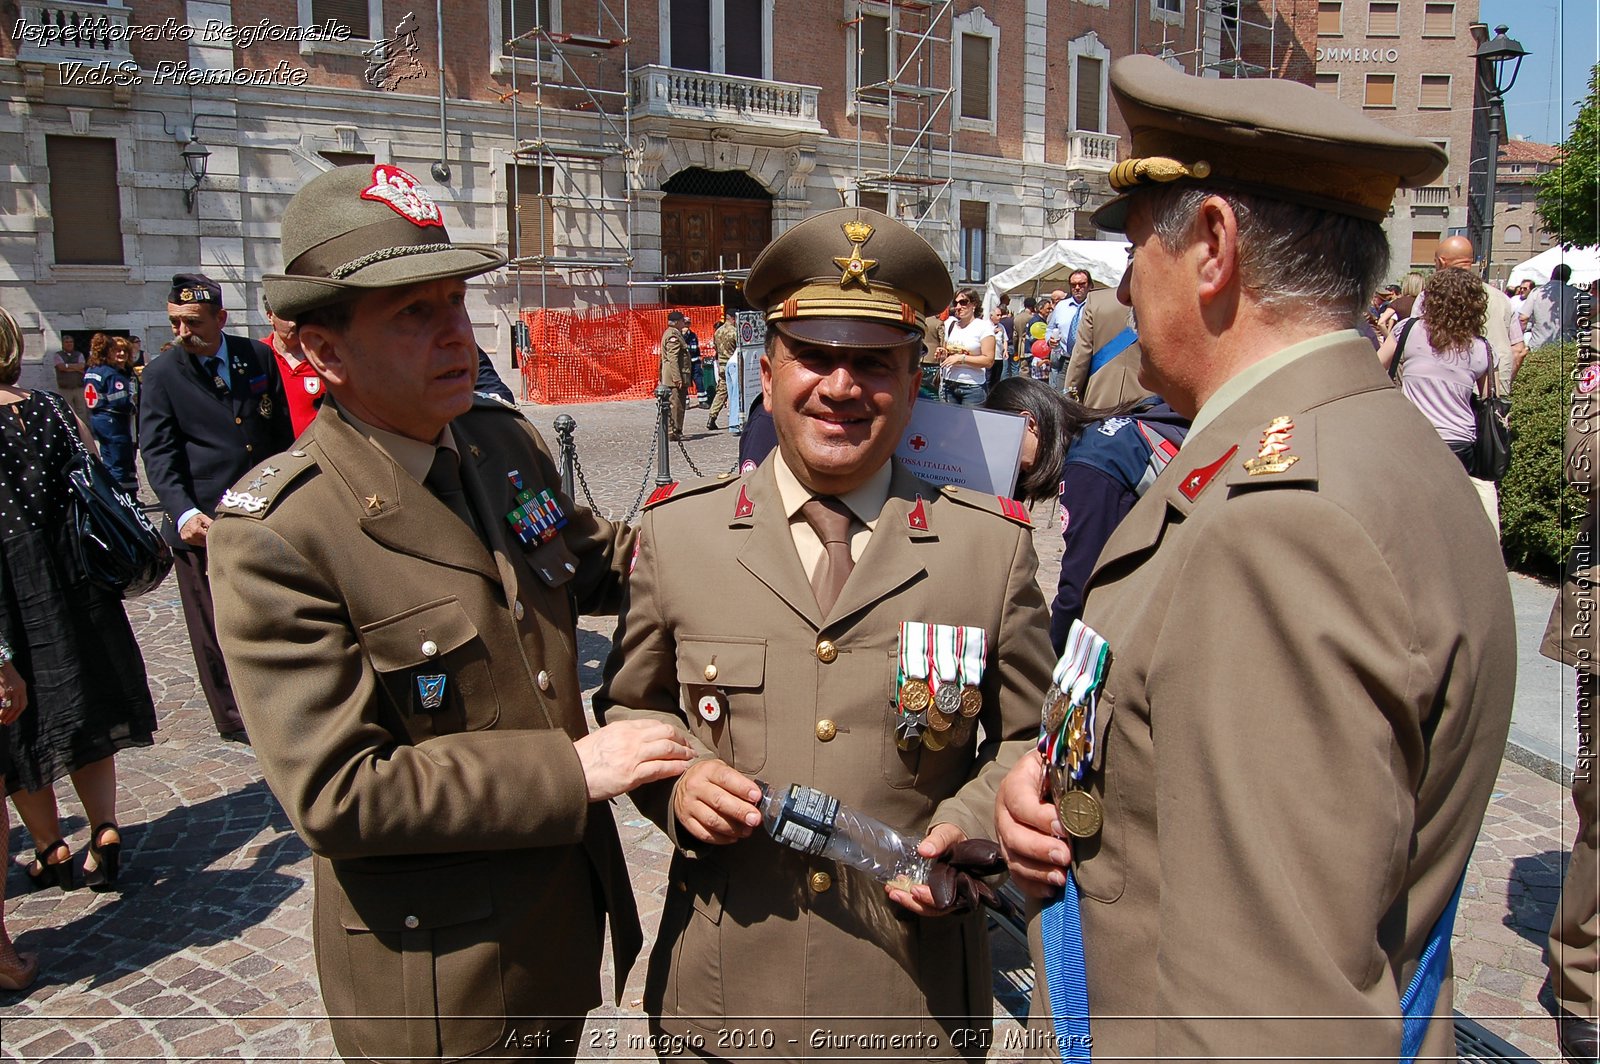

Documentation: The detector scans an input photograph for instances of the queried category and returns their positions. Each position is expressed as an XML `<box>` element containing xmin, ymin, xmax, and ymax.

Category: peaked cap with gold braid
<box><xmin>743</xmin><ymin>206</ymin><xmax>954</xmax><ymax>349</ymax></box>
<box><xmin>1091</xmin><ymin>55</ymin><xmax>1448</xmax><ymax>231</ymax></box>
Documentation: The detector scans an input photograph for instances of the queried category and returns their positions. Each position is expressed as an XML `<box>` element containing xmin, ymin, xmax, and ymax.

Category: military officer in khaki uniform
<box><xmin>596</xmin><ymin>207</ymin><xmax>1055</xmax><ymax>1059</ymax></box>
<box><xmin>1061</xmin><ymin>285</ymin><xmax>1153</xmax><ymax>409</ymax></box>
<box><xmin>208</xmin><ymin>164</ymin><xmax>693</xmax><ymax>1063</ymax></box>
<box><xmin>706</xmin><ymin>309</ymin><xmax>736</xmax><ymax>430</ymax></box>
<box><xmin>660</xmin><ymin>311</ymin><xmax>692</xmax><ymax>440</ymax></box>
<box><xmin>1540</xmin><ymin>368</ymin><xmax>1600</xmax><ymax>1063</ymax></box>
<box><xmin>996</xmin><ymin>57</ymin><xmax>1517</xmax><ymax>1059</ymax></box>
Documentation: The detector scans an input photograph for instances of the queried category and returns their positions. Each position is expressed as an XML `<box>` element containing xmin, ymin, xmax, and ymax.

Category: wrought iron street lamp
<box><xmin>1476</xmin><ymin>25</ymin><xmax>1527</xmax><ymax>285</ymax></box>
<box><xmin>181</xmin><ymin>135</ymin><xmax>211</xmax><ymax>214</ymax></box>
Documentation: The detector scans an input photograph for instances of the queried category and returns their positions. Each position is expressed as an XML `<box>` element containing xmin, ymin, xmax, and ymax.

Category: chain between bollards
<box><xmin>654</xmin><ymin>384</ymin><xmax>674</xmax><ymax>486</ymax></box>
<box><xmin>553</xmin><ymin>414</ymin><xmax>576</xmax><ymax>500</ymax></box>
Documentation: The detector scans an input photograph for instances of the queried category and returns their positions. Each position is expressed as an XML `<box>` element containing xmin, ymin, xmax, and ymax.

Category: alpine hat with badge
<box><xmin>593</xmin><ymin>206</ymin><xmax>1056</xmax><ymax>1060</ymax></box>
<box><xmin>263</xmin><ymin>163</ymin><xmax>506</xmax><ymax>320</ymax></box>
<box><xmin>208</xmin><ymin>162</ymin><xmax>676</xmax><ymax>1061</ymax></box>
<box><xmin>995</xmin><ymin>54</ymin><xmax>1516</xmax><ymax>1063</ymax></box>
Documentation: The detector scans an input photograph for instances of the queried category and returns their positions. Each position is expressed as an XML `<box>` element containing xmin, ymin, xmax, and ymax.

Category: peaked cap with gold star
<box><xmin>743</xmin><ymin>206</ymin><xmax>953</xmax><ymax>349</ymax></box>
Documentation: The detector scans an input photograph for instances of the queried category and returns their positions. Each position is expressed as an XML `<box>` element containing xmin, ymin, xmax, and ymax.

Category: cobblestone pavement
<box><xmin>0</xmin><ymin>398</ymin><xmax>1578</xmax><ymax>1061</ymax></box>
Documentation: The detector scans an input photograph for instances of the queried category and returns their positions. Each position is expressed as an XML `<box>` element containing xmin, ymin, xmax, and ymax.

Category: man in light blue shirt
<box><xmin>1046</xmin><ymin>271</ymin><xmax>1092</xmax><ymax>392</ymax></box>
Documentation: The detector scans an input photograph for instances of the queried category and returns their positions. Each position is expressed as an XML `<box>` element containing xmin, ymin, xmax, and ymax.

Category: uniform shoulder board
<box><xmin>938</xmin><ymin>483</ymin><xmax>1032</xmax><ymax>526</ymax></box>
<box><xmin>214</xmin><ymin>448</ymin><xmax>318</xmax><ymax>521</ymax></box>
<box><xmin>473</xmin><ymin>390</ymin><xmax>519</xmax><ymax>411</ymax></box>
<box><xmin>643</xmin><ymin>477</ymin><xmax>728</xmax><ymax>511</ymax></box>
<box><xmin>1223</xmin><ymin>413</ymin><xmax>1319</xmax><ymax>491</ymax></box>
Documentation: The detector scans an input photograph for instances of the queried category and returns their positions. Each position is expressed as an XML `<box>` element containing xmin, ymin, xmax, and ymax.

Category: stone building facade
<box><xmin>1487</xmin><ymin>138</ymin><xmax>1561</xmax><ymax>286</ymax></box>
<box><xmin>0</xmin><ymin>0</ymin><xmax>1488</xmax><ymax>391</ymax></box>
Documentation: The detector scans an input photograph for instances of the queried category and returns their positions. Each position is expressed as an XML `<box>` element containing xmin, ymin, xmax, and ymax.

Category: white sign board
<box><xmin>895</xmin><ymin>400</ymin><xmax>1026</xmax><ymax>498</ymax></box>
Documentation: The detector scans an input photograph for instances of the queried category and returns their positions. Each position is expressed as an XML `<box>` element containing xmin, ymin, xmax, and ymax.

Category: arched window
<box><xmin>1504</xmin><ymin>224</ymin><xmax>1523</xmax><ymax>245</ymax></box>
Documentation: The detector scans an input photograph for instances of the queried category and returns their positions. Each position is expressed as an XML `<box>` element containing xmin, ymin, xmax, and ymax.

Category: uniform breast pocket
<box><xmin>359</xmin><ymin>598</ymin><xmax>501</xmax><ymax>736</ymax></box>
<box><xmin>675</xmin><ymin>636</ymin><xmax>766</xmax><ymax>774</ymax></box>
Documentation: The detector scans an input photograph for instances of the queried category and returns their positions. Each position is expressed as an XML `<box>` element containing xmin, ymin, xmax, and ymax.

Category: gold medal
<box><xmin>921</xmin><ymin>725</ymin><xmax>947</xmax><ymax>751</ymax></box>
<box><xmin>900</xmin><ymin>678</ymin><xmax>932</xmax><ymax>714</ymax></box>
<box><xmin>1057</xmin><ymin>788</ymin><xmax>1103</xmax><ymax>839</ymax></box>
<box><xmin>959</xmin><ymin>684</ymin><xmax>982</xmax><ymax>717</ymax></box>
<box><xmin>925</xmin><ymin>703</ymin><xmax>952</xmax><ymax>732</ymax></box>
<box><xmin>947</xmin><ymin>715</ymin><xmax>974</xmax><ymax>747</ymax></box>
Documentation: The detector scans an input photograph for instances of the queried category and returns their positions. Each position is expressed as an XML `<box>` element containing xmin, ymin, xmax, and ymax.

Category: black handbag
<box><xmin>1469</xmin><ymin>366</ymin><xmax>1512</xmax><ymax>482</ymax></box>
<box><xmin>45</xmin><ymin>393</ymin><xmax>173</xmax><ymax>597</ymax></box>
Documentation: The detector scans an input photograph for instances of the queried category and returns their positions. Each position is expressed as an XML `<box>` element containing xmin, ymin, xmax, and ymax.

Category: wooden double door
<box><xmin>661</xmin><ymin>195</ymin><xmax>772</xmax><ymax>306</ymax></box>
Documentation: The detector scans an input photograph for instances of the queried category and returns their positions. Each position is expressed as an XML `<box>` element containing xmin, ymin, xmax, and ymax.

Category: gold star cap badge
<box><xmin>834</xmin><ymin>220</ymin><xmax>878</xmax><ymax>288</ymax></box>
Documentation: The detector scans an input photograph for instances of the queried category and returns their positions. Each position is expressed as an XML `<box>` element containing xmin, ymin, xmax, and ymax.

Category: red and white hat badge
<box><xmin>359</xmin><ymin>164</ymin><xmax>444</xmax><ymax>228</ymax></box>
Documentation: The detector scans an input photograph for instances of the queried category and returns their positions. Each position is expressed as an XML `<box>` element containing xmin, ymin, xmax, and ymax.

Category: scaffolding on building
<box><xmin>849</xmin><ymin>0</ymin><xmax>957</xmax><ymax>268</ymax></box>
<box><xmin>1158</xmin><ymin>0</ymin><xmax>1279</xmax><ymax>79</ymax></box>
<box><xmin>502</xmin><ymin>0</ymin><xmax>636</xmax><ymax>320</ymax></box>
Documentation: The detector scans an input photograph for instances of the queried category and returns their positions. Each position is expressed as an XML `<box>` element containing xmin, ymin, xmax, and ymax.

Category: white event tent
<box><xmin>983</xmin><ymin>239</ymin><xmax>1133</xmax><ymax>312</ymax></box>
<box><xmin>1507</xmin><ymin>245</ymin><xmax>1600</xmax><ymax>289</ymax></box>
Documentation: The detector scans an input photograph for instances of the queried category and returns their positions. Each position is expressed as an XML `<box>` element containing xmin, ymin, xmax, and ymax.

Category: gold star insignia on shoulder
<box><xmin>1243</xmin><ymin>416</ymin><xmax>1301</xmax><ymax>476</ymax></box>
<box><xmin>468</xmin><ymin>444</ymin><xmax>482</xmax><ymax>459</ymax></box>
<box><xmin>835</xmin><ymin>220</ymin><xmax>878</xmax><ymax>288</ymax></box>
<box><xmin>364</xmin><ymin>494</ymin><xmax>383</xmax><ymax>513</ymax></box>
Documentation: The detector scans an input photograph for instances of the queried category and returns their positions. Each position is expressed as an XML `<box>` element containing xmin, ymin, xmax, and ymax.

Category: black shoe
<box><xmin>26</xmin><ymin>840</ymin><xmax>74</xmax><ymax>892</ymax></box>
<box><xmin>84</xmin><ymin>822</ymin><xmax>121</xmax><ymax>893</ymax></box>
<box><xmin>1559</xmin><ymin>1013</ymin><xmax>1599</xmax><ymax>1064</ymax></box>
<box><xmin>219</xmin><ymin>728</ymin><xmax>251</xmax><ymax>744</ymax></box>
<box><xmin>707</xmin><ymin>419</ymin><xmax>719</xmax><ymax>430</ymax></box>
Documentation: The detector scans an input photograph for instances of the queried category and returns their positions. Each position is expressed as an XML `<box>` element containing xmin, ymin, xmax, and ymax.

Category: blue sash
<box><xmin>1398</xmin><ymin>870</ymin><xmax>1466</xmax><ymax>1063</ymax></box>
<box><xmin>1041</xmin><ymin>873</ymin><xmax>1093</xmax><ymax>1063</ymax></box>
<box><xmin>1088</xmin><ymin>327</ymin><xmax>1137</xmax><ymax>376</ymax></box>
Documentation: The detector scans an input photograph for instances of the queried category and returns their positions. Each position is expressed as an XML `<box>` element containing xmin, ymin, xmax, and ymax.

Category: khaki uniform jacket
<box><xmin>661</xmin><ymin>326</ymin><xmax>691</xmax><ymax>387</ymax></box>
<box><xmin>1029</xmin><ymin>336</ymin><xmax>1516</xmax><ymax>1059</ymax></box>
<box><xmin>1063</xmin><ymin>288</ymin><xmax>1153</xmax><ymax>409</ymax></box>
<box><xmin>209</xmin><ymin>397</ymin><xmax>639</xmax><ymax>1063</ymax></box>
<box><xmin>1542</xmin><ymin>378</ymin><xmax>1598</xmax><ymax>667</ymax></box>
<box><xmin>596</xmin><ymin>459</ymin><xmax>1055</xmax><ymax>1059</ymax></box>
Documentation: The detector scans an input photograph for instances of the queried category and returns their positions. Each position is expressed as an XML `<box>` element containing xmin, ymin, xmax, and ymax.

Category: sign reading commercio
<box><xmin>1315</xmin><ymin>46</ymin><xmax>1402</xmax><ymax>63</ymax></box>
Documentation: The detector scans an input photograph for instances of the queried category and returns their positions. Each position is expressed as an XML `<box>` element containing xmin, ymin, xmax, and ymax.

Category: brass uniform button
<box><xmin>536</xmin><ymin>670</ymin><xmax>552</xmax><ymax>692</ymax></box>
<box><xmin>809</xmin><ymin>871</ymin><xmax>833</xmax><ymax>894</ymax></box>
<box><xmin>816</xmin><ymin>640</ymin><xmax>838</xmax><ymax>664</ymax></box>
<box><xmin>703</xmin><ymin>663</ymin><xmax>718</xmax><ymax>681</ymax></box>
<box><xmin>513</xmin><ymin>601</ymin><xmax>525</xmax><ymax>621</ymax></box>
<box><xmin>234</xmin><ymin>417</ymin><xmax>243</xmax><ymax>425</ymax></box>
<box><xmin>420</xmin><ymin>639</ymin><xmax>439</xmax><ymax>657</ymax></box>
<box><xmin>815</xmin><ymin>719</ymin><xmax>837</xmax><ymax>742</ymax></box>
<box><xmin>245</xmin><ymin>444</ymin><xmax>254</xmax><ymax>452</ymax></box>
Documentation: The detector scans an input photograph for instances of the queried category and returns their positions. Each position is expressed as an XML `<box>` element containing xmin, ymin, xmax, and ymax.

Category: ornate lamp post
<box><xmin>181</xmin><ymin>134</ymin><xmax>211</xmax><ymax>214</ymax></box>
<box><xmin>1475</xmin><ymin>25</ymin><xmax>1527</xmax><ymax>286</ymax></box>
<box><xmin>1045</xmin><ymin>177</ymin><xmax>1093</xmax><ymax>236</ymax></box>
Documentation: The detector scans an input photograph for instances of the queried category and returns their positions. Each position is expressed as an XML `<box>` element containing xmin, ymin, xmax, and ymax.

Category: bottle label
<box><xmin>772</xmin><ymin>784</ymin><xmax>838</xmax><ymax>856</ymax></box>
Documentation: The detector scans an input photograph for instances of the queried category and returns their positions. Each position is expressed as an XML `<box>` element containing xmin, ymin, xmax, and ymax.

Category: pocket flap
<box><xmin>359</xmin><ymin>599</ymin><xmax>478</xmax><ymax>673</ymax></box>
<box><xmin>675</xmin><ymin>636</ymin><xmax>766</xmax><ymax>689</ymax></box>
<box><xmin>526</xmin><ymin>537</ymin><xmax>579</xmax><ymax>588</ymax></box>
<box><xmin>337</xmin><ymin>858</ymin><xmax>495</xmax><ymax>932</ymax></box>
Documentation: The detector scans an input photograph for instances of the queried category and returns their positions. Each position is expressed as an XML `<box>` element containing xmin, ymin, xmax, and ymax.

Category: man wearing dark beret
<box><xmin>206</xmin><ymin>163</ymin><xmax>692</xmax><ymax>1061</ymax></box>
<box><xmin>595</xmin><ymin>207</ymin><xmax>1055</xmax><ymax>1059</ymax></box>
<box><xmin>138</xmin><ymin>272</ymin><xmax>293</xmax><ymax>740</ymax></box>
<box><xmin>996</xmin><ymin>56</ymin><xmax>1516</xmax><ymax>1059</ymax></box>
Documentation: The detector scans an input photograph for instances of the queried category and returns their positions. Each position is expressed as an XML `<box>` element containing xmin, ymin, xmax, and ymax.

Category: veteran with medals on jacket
<box><xmin>995</xmin><ymin>58</ymin><xmax>1517</xmax><ymax>1060</ymax></box>
<box><xmin>595</xmin><ymin>207</ymin><xmax>1056</xmax><ymax>1060</ymax></box>
<box><xmin>207</xmin><ymin>164</ymin><xmax>694</xmax><ymax>1063</ymax></box>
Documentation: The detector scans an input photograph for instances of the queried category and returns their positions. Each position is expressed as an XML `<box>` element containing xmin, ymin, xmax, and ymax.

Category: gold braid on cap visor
<box><xmin>767</xmin><ymin>281</ymin><xmax>925</xmax><ymax>327</ymax></box>
<box><xmin>1110</xmin><ymin>144</ymin><xmax>1399</xmax><ymax>218</ymax></box>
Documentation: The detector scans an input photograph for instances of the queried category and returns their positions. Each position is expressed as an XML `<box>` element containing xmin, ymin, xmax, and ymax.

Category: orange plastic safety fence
<box><xmin>518</xmin><ymin>304</ymin><xmax>726</xmax><ymax>404</ymax></box>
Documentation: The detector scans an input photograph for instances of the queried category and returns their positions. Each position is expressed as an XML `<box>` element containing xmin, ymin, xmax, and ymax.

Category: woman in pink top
<box><xmin>1376</xmin><ymin>267</ymin><xmax>1492</xmax><ymax>471</ymax></box>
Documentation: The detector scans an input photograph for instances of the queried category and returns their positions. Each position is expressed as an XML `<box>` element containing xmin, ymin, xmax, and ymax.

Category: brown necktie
<box><xmin>424</xmin><ymin>448</ymin><xmax>486</xmax><ymax>546</ymax></box>
<box><xmin>800</xmin><ymin>496</ymin><xmax>855</xmax><ymax>616</ymax></box>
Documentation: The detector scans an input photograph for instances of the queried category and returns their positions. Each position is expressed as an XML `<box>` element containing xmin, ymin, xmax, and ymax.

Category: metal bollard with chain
<box><xmin>553</xmin><ymin>414</ymin><xmax>577</xmax><ymax>500</ymax></box>
<box><xmin>654</xmin><ymin>384</ymin><xmax>674</xmax><ymax>486</ymax></box>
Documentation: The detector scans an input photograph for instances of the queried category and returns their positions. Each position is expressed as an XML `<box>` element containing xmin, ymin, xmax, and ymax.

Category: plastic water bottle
<box><xmin>756</xmin><ymin>780</ymin><xmax>931</xmax><ymax>890</ymax></box>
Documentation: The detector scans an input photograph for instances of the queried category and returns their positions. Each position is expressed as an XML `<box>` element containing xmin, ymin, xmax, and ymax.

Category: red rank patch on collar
<box><xmin>907</xmin><ymin>496</ymin><xmax>928</xmax><ymax>530</ymax></box>
<box><xmin>360</xmin><ymin>164</ymin><xmax>444</xmax><ymax>228</ymax></box>
<box><xmin>1180</xmin><ymin>445</ymin><xmax>1239</xmax><ymax>501</ymax></box>
<box><xmin>734</xmin><ymin>485</ymin><xmax>755</xmax><ymax>519</ymax></box>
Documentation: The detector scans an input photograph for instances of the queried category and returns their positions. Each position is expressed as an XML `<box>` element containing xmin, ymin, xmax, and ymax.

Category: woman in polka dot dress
<box><xmin>0</xmin><ymin>308</ymin><xmax>156</xmax><ymax>992</ymax></box>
